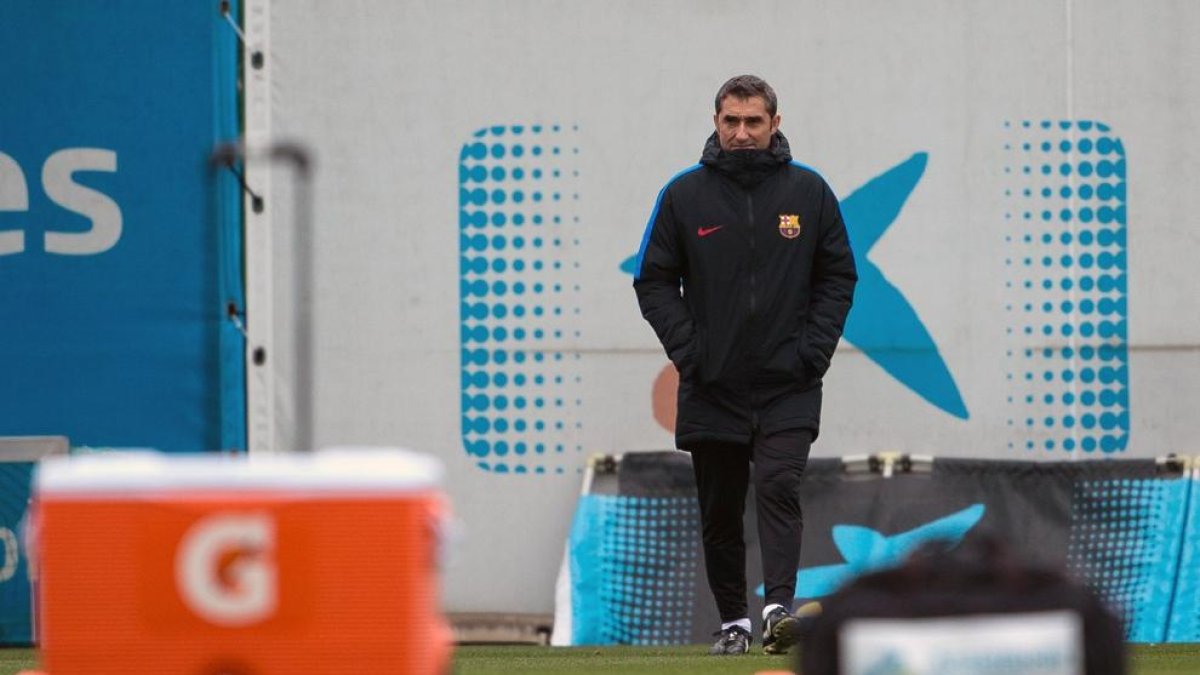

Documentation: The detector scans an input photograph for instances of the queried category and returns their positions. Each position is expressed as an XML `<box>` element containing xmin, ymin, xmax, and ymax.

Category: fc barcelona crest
<box><xmin>778</xmin><ymin>214</ymin><xmax>801</xmax><ymax>239</ymax></box>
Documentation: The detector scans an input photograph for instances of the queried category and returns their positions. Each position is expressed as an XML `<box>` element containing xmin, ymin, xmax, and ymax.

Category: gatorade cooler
<box><xmin>33</xmin><ymin>448</ymin><xmax>452</xmax><ymax>675</ymax></box>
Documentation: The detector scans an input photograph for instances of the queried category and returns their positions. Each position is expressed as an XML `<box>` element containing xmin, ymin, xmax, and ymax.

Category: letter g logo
<box><xmin>175</xmin><ymin>513</ymin><xmax>277</xmax><ymax>626</ymax></box>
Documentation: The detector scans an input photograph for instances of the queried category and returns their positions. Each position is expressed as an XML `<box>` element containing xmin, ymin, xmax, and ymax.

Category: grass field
<box><xmin>3</xmin><ymin>644</ymin><xmax>1198</xmax><ymax>674</ymax></box>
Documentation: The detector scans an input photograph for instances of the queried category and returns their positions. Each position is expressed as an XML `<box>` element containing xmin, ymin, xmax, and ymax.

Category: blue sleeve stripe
<box><xmin>633</xmin><ymin>164</ymin><xmax>702</xmax><ymax>281</ymax></box>
<box><xmin>788</xmin><ymin>159</ymin><xmax>826</xmax><ymax>182</ymax></box>
<box><xmin>790</xmin><ymin>160</ymin><xmax>840</xmax><ymax>199</ymax></box>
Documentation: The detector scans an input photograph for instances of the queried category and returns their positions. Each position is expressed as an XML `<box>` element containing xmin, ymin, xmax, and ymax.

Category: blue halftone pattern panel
<box><xmin>1004</xmin><ymin>120</ymin><xmax>1130</xmax><ymax>455</ymax></box>
<box><xmin>1067</xmin><ymin>478</ymin><xmax>1190</xmax><ymax>642</ymax></box>
<box><xmin>1167</xmin><ymin>471</ymin><xmax>1200</xmax><ymax>641</ymax></box>
<box><xmin>568</xmin><ymin>495</ymin><xmax>700</xmax><ymax>645</ymax></box>
<box><xmin>458</xmin><ymin>125</ymin><xmax>584</xmax><ymax>474</ymax></box>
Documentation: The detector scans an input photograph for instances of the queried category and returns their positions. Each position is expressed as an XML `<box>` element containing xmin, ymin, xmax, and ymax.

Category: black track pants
<box><xmin>690</xmin><ymin>428</ymin><xmax>812</xmax><ymax>622</ymax></box>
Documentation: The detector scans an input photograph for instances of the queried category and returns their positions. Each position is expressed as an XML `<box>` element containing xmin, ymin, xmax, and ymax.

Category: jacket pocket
<box><xmin>678</xmin><ymin>329</ymin><xmax>707</xmax><ymax>382</ymax></box>
<box><xmin>793</xmin><ymin>337</ymin><xmax>821</xmax><ymax>388</ymax></box>
<box><xmin>760</xmin><ymin>333</ymin><xmax>803</xmax><ymax>385</ymax></box>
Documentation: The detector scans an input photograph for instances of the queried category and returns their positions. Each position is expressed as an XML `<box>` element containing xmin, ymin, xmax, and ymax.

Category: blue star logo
<box><xmin>622</xmin><ymin>152</ymin><xmax>968</xmax><ymax>419</ymax></box>
<box><xmin>757</xmin><ymin>503</ymin><xmax>986</xmax><ymax>600</ymax></box>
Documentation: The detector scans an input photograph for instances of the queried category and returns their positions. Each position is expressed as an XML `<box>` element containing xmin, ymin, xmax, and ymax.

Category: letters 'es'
<box><xmin>0</xmin><ymin>149</ymin><xmax>122</xmax><ymax>256</ymax></box>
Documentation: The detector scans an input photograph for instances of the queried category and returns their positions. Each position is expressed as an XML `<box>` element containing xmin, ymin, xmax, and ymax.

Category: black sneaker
<box><xmin>708</xmin><ymin>625</ymin><xmax>752</xmax><ymax>655</ymax></box>
<box><xmin>762</xmin><ymin>606</ymin><xmax>800</xmax><ymax>655</ymax></box>
<box><xmin>763</xmin><ymin>598</ymin><xmax>820</xmax><ymax>653</ymax></box>
<box><xmin>762</xmin><ymin>601</ymin><xmax>822</xmax><ymax>654</ymax></box>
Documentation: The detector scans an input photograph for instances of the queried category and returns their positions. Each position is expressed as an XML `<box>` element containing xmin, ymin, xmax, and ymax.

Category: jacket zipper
<box><xmin>747</xmin><ymin>191</ymin><xmax>759</xmax><ymax>432</ymax></box>
<box><xmin>747</xmin><ymin>193</ymin><xmax>756</xmax><ymax>317</ymax></box>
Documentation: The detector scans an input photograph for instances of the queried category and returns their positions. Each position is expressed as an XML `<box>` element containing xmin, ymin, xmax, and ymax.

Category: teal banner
<box><xmin>0</xmin><ymin>1</ymin><xmax>244</xmax><ymax>452</ymax></box>
<box><xmin>0</xmin><ymin>464</ymin><xmax>35</xmax><ymax>645</ymax></box>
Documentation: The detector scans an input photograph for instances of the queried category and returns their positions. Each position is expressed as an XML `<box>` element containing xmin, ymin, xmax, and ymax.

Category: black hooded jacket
<box><xmin>633</xmin><ymin>132</ymin><xmax>857</xmax><ymax>449</ymax></box>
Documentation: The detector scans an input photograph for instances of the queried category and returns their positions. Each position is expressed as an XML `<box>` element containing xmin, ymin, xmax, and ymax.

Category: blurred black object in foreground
<box><xmin>799</xmin><ymin>535</ymin><xmax>1126</xmax><ymax>675</ymax></box>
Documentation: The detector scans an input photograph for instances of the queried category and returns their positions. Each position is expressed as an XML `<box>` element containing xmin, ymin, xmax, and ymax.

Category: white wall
<box><xmin>261</xmin><ymin>0</ymin><xmax>1200</xmax><ymax>614</ymax></box>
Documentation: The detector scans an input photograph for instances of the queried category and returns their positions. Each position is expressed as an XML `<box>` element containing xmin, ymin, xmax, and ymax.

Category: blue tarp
<box><xmin>0</xmin><ymin>3</ymin><xmax>242</xmax><ymax>643</ymax></box>
<box><xmin>0</xmin><ymin>464</ymin><xmax>34</xmax><ymax>644</ymax></box>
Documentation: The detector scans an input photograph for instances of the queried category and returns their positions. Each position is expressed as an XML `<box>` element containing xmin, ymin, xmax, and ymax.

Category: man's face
<box><xmin>714</xmin><ymin>95</ymin><xmax>780</xmax><ymax>151</ymax></box>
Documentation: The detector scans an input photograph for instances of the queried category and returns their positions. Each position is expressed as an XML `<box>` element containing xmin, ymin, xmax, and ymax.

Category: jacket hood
<box><xmin>700</xmin><ymin>131</ymin><xmax>793</xmax><ymax>188</ymax></box>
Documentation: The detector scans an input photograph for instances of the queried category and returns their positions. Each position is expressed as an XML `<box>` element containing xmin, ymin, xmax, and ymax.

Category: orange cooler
<box><xmin>34</xmin><ymin>448</ymin><xmax>452</xmax><ymax>675</ymax></box>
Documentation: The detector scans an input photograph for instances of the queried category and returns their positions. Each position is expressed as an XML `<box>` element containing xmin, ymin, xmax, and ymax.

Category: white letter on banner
<box><xmin>0</xmin><ymin>152</ymin><xmax>29</xmax><ymax>255</ymax></box>
<box><xmin>0</xmin><ymin>527</ymin><xmax>18</xmax><ymax>582</ymax></box>
<box><xmin>42</xmin><ymin>148</ymin><xmax>122</xmax><ymax>255</ymax></box>
<box><xmin>175</xmin><ymin>513</ymin><xmax>278</xmax><ymax>626</ymax></box>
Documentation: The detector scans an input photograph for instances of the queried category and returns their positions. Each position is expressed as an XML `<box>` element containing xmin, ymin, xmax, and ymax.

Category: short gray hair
<box><xmin>714</xmin><ymin>75</ymin><xmax>778</xmax><ymax>116</ymax></box>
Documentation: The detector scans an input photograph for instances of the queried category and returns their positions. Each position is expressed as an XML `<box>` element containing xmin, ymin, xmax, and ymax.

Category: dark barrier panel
<box><xmin>555</xmin><ymin>453</ymin><xmax>1193</xmax><ymax>645</ymax></box>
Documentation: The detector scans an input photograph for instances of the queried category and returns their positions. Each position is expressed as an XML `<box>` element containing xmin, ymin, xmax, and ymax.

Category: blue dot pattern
<box><xmin>569</xmin><ymin>495</ymin><xmax>700</xmax><ymax>645</ymax></box>
<box><xmin>458</xmin><ymin>124</ymin><xmax>584</xmax><ymax>474</ymax></box>
<box><xmin>1066</xmin><ymin>478</ymin><xmax>1189</xmax><ymax>642</ymax></box>
<box><xmin>1004</xmin><ymin>120</ymin><xmax>1130</xmax><ymax>454</ymax></box>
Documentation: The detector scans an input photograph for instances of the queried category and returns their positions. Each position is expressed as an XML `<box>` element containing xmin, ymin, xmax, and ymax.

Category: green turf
<box><xmin>1</xmin><ymin>644</ymin><xmax>1197</xmax><ymax>674</ymax></box>
<box><xmin>455</xmin><ymin>644</ymin><xmax>786</xmax><ymax>674</ymax></box>
<box><xmin>452</xmin><ymin>644</ymin><xmax>1200</xmax><ymax>674</ymax></box>
<box><xmin>0</xmin><ymin>649</ymin><xmax>36</xmax><ymax>675</ymax></box>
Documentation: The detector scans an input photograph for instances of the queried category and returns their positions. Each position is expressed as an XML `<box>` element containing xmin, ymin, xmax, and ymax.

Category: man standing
<box><xmin>633</xmin><ymin>75</ymin><xmax>857</xmax><ymax>656</ymax></box>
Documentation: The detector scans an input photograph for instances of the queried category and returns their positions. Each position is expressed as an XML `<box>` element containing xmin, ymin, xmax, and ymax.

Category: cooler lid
<box><xmin>36</xmin><ymin>447</ymin><xmax>443</xmax><ymax>495</ymax></box>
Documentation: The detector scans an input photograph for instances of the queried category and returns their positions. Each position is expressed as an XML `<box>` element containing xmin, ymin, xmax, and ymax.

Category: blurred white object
<box><xmin>841</xmin><ymin>610</ymin><xmax>1084</xmax><ymax>675</ymax></box>
<box><xmin>37</xmin><ymin>445</ymin><xmax>442</xmax><ymax>494</ymax></box>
